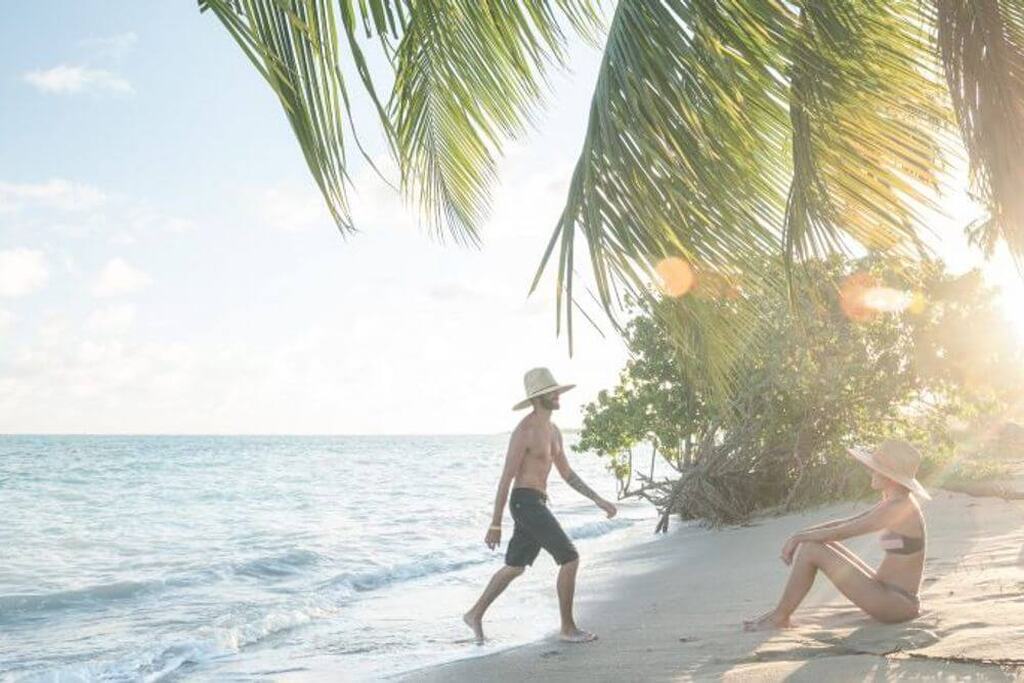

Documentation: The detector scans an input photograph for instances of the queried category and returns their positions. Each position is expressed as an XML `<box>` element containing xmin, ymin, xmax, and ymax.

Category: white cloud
<box><xmin>86</xmin><ymin>304</ymin><xmax>136</xmax><ymax>335</ymax></box>
<box><xmin>80</xmin><ymin>32</ymin><xmax>138</xmax><ymax>59</ymax></box>
<box><xmin>0</xmin><ymin>179</ymin><xmax>107</xmax><ymax>213</ymax></box>
<box><xmin>0</xmin><ymin>179</ymin><xmax>195</xmax><ymax>248</ymax></box>
<box><xmin>349</xmin><ymin>158</ymin><xmax>418</xmax><ymax>231</ymax></box>
<box><xmin>126</xmin><ymin>206</ymin><xmax>195</xmax><ymax>233</ymax></box>
<box><xmin>23</xmin><ymin>65</ymin><xmax>132</xmax><ymax>95</ymax></box>
<box><xmin>109</xmin><ymin>232</ymin><xmax>137</xmax><ymax>246</ymax></box>
<box><xmin>252</xmin><ymin>185</ymin><xmax>332</xmax><ymax>232</ymax></box>
<box><xmin>92</xmin><ymin>258</ymin><xmax>152</xmax><ymax>297</ymax></box>
<box><xmin>62</xmin><ymin>255</ymin><xmax>80</xmax><ymax>276</ymax></box>
<box><xmin>0</xmin><ymin>248</ymin><xmax>50</xmax><ymax>297</ymax></box>
<box><xmin>0</xmin><ymin>309</ymin><xmax>14</xmax><ymax>333</ymax></box>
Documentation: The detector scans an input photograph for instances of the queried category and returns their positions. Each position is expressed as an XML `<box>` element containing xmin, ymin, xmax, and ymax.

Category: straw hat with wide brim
<box><xmin>847</xmin><ymin>439</ymin><xmax>931</xmax><ymax>500</ymax></box>
<box><xmin>513</xmin><ymin>367</ymin><xmax>575</xmax><ymax>411</ymax></box>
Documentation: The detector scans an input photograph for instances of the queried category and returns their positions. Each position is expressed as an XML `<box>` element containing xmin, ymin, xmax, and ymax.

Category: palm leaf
<box><xmin>199</xmin><ymin>0</ymin><xmax>408</xmax><ymax>232</ymax></box>
<box><xmin>934</xmin><ymin>0</ymin><xmax>1024</xmax><ymax>258</ymax></box>
<box><xmin>199</xmin><ymin>0</ymin><xmax>1023</xmax><ymax>393</ymax></box>
<box><xmin>785</xmin><ymin>1</ymin><xmax>948</xmax><ymax>267</ymax></box>
<box><xmin>533</xmin><ymin>0</ymin><xmax>798</xmax><ymax>393</ymax></box>
<box><xmin>533</xmin><ymin>0</ymin><xmax>960</xmax><ymax>396</ymax></box>
<box><xmin>390</xmin><ymin>1</ymin><xmax>601</xmax><ymax>244</ymax></box>
<box><xmin>201</xmin><ymin>0</ymin><xmax>599</xmax><ymax>242</ymax></box>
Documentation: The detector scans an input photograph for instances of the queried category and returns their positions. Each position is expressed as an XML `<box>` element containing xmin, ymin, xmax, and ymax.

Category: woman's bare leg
<box><xmin>745</xmin><ymin>542</ymin><xmax>916</xmax><ymax>630</ymax></box>
<box><xmin>825</xmin><ymin>541</ymin><xmax>876</xmax><ymax>578</ymax></box>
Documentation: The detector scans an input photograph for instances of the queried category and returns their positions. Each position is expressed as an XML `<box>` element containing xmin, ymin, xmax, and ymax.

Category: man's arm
<box><xmin>485</xmin><ymin>428</ymin><xmax>526</xmax><ymax>549</ymax></box>
<box><xmin>552</xmin><ymin>429</ymin><xmax>617</xmax><ymax>518</ymax></box>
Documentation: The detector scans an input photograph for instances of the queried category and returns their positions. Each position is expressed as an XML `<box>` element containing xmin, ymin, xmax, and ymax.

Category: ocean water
<box><xmin>0</xmin><ymin>435</ymin><xmax>650</xmax><ymax>681</ymax></box>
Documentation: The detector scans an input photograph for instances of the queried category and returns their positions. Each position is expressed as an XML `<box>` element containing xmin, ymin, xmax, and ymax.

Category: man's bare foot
<box><xmin>742</xmin><ymin>610</ymin><xmax>792</xmax><ymax>632</ymax></box>
<box><xmin>462</xmin><ymin>611</ymin><xmax>485</xmax><ymax>643</ymax></box>
<box><xmin>559</xmin><ymin>627</ymin><xmax>598</xmax><ymax>643</ymax></box>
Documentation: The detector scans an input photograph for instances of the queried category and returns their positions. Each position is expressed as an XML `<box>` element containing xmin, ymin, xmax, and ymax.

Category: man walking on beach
<box><xmin>463</xmin><ymin>368</ymin><xmax>617</xmax><ymax>643</ymax></box>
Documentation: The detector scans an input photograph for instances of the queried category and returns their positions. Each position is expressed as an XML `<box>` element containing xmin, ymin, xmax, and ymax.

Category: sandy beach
<box><xmin>404</xmin><ymin>471</ymin><xmax>1024</xmax><ymax>682</ymax></box>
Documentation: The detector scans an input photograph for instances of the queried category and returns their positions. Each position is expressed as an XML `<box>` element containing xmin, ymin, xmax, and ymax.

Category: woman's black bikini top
<box><xmin>880</xmin><ymin>530</ymin><xmax>924</xmax><ymax>555</ymax></box>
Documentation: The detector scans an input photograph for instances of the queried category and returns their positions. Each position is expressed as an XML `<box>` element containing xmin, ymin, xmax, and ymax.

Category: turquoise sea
<box><xmin>0</xmin><ymin>435</ymin><xmax>648</xmax><ymax>681</ymax></box>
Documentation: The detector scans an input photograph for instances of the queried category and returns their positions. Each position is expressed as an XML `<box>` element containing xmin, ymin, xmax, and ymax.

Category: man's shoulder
<box><xmin>511</xmin><ymin>416</ymin><xmax>535</xmax><ymax>437</ymax></box>
<box><xmin>511</xmin><ymin>415</ymin><xmax>552</xmax><ymax>439</ymax></box>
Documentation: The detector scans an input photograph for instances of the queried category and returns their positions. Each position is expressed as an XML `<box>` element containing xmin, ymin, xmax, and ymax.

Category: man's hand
<box><xmin>598</xmin><ymin>499</ymin><xmax>617</xmax><ymax>519</ymax></box>
<box><xmin>780</xmin><ymin>535</ymin><xmax>801</xmax><ymax>565</ymax></box>
<box><xmin>485</xmin><ymin>526</ymin><xmax>501</xmax><ymax>550</ymax></box>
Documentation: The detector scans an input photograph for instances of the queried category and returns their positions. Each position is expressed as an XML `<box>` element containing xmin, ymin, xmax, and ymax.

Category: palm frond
<box><xmin>935</xmin><ymin>0</ymin><xmax>1024</xmax><ymax>259</ymax></box>
<box><xmin>201</xmin><ymin>0</ymin><xmax>600</xmax><ymax>242</ymax></box>
<box><xmin>199</xmin><ymin>0</ymin><xmax>1024</xmax><ymax>390</ymax></box>
<box><xmin>199</xmin><ymin>0</ymin><xmax>409</xmax><ymax>232</ymax></box>
<box><xmin>533</xmin><ymin>0</ymin><xmax>799</xmax><ymax>392</ymax></box>
<box><xmin>390</xmin><ymin>1</ymin><xmax>601</xmax><ymax>245</ymax></box>
<box><xmin>533</xmin><ymin>0</ymin><xmax>965</xmax><ymax>394</ymax></box>
<box><xmin>785</xmin><ymin>1</ymin><xmax>948</xmax><ymax>267</ymax></box>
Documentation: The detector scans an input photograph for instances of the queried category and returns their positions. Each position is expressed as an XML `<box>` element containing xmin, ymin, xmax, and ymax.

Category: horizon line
<box><xmin>0</xmin><ymin>429</ymin><xmax>583</xmax><ymax>438</ymax></box>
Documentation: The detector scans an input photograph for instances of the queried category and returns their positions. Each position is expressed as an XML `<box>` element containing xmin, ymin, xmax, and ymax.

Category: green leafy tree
<box><xmin>576</xmin><ymin>257</ymin><xmax>1024</xmax><ymax>527</ymax></box>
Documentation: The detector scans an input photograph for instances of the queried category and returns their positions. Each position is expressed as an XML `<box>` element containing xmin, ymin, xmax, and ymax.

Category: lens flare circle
<box><xmin>840</xmin><ymin>272</ymin><xmax>921</xmax><ymax>322</ymax></box>
<box><xmin>656</xmin><ymin>257</ymin><xmax>695</xmax><ymax>298</ymax></box>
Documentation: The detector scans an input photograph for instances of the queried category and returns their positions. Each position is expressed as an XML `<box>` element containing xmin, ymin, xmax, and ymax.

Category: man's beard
<box><xmin>539</xmin><ymin>394</ymin><xmax>559</xmax><ymax>410</ymax></box>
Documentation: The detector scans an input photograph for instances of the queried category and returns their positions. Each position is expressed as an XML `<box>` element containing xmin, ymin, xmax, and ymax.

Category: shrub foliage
<box><xmin>576</xmin><ymin>257</ymin><xmax>1024</xmax><ymax>528</ymax></box>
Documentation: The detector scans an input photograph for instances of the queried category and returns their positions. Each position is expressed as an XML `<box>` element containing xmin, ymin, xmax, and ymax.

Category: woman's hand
<box><xmin>598</xmin><ymin>499</ymin><xmax>618</xmax><ymax>519</ymax></box>
<box><xmin>780</xmin><ymin>535</ymin><xmax>801</xmax><ymax>565</ymax></box>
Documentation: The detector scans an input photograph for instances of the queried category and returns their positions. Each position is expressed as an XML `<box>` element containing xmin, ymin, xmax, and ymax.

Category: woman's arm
<box><xmin>797</xmin><ymin>503</ymin><xmax>881</xmax><ymax>535</ymax></box>
<box><xmin>796</xmin><ymin>499</ymin><xmax>904</xmax><ymax>543</ymax></box>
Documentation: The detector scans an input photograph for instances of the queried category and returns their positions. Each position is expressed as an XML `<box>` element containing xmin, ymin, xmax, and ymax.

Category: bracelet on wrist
<box><xmin>489</xmin><ymin>525</ymin><xmax>501</xmax><ymax>531</ymax></box>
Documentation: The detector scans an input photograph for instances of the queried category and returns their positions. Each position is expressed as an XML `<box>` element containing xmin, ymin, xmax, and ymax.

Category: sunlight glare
<box><xmin>656</xmin><ymin>257</ymin><xmax>695</xmax><ymax>298</ymax></box>
<box><xmin>840</xmin><ymin>272</ymin><xmax>920</xmax><ymax>322</ymax></box>
<box><xmin>862</xmin><ymin>286</ymin><xmax>914</xmax><ymax>313</ymax></box>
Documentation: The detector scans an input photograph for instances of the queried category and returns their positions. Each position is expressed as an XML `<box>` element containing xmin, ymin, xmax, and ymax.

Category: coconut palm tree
<box><xmin>199</xmin><ymin>0</ymin><xmax>1024</xmax><ymax>388</ymax></box>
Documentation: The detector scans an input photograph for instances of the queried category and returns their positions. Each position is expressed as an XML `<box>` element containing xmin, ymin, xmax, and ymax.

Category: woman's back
<box><xmin>876</xmin><ymin>495</ymin><xmax>926</xmax><ymax>594</ymax></box>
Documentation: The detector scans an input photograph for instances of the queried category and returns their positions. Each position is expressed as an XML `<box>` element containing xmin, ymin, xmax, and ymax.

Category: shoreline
<box><xmin>400</xmin><ymin>480</ymin><xmax>1024</xmax><ymax>682</ymax></box>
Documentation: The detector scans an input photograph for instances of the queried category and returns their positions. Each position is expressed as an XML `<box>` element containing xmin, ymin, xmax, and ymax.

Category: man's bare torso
<box><xmin>511</xmin><ymin>416</ymin><xmax>560</xmax><ymax>493</ymax></box>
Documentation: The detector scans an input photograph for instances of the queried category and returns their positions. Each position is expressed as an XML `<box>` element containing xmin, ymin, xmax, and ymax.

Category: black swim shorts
<box><xmin>505</xmin><ymin>488</ymin><xmax>579</xmax><ymax>567</ymax></box>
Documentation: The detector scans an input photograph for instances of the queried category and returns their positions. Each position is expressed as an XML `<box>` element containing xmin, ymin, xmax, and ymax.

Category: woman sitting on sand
<box><xmin>745</xmin><ymin>439</ymin><xmax>929</xmax><ymax>630</ymax></box>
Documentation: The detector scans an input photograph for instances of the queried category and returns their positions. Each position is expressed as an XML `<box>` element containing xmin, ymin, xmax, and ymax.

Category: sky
<box><xmin>0</xmin><ymin>4</ymin><xmax>1021</xmax><ymax>435</ymax></box>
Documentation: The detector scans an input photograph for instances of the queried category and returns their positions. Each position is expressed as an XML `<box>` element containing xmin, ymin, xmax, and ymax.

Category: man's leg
<box><xmin>556</xmin><ymin>558</ymin><xmax>595</xmax><ymax>641</ymax></box>
<box><xmin>463</xmin><ymin>565</ymin><xmax>525</xmax><ymax>642</ymax></box>
<box><xmin>541</xmin><ymin>524</ymin><xmax>595</xmax><ymax>643</ymax></box>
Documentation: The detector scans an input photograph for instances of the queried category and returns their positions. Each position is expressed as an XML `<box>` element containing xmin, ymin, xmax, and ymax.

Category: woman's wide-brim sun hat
<box><xmin>847</xmin><ymin>439</ymin><xmax>931</xmax><ymax>500</ymax></box>
<box><xmin>513</xmin><ymin>367</ymin><xmax>575</xmax><ymax>410</ymax></box>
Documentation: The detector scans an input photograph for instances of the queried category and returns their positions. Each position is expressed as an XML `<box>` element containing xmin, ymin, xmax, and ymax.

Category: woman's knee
<box><xmin>796</xmin><ymin>540</ymin><xmax>826</xmax><ymax>564</ymax></box>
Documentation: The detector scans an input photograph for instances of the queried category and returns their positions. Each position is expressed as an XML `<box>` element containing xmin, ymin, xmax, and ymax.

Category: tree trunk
<box><xmin>783</xmin><ymin>417</ymin><xmax>811</xmax><ymax>511</ymax></box>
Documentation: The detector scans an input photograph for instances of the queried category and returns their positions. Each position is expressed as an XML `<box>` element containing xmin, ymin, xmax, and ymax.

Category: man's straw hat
<box><xmin>847</xmin><ymin>439</ymin><xmax>931</xmax><ymax>500</ymax></box>
<box><xmin>513</xmin><ymin>367</ymin><xmax>575</xmax><ymax>410</ymax></box>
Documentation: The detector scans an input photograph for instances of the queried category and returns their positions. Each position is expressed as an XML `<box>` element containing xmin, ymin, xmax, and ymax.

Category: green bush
<box><xmin>577</xmin><ymin>257</ymin><xmax>1024</xmax><ymax>528</ymax></box>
